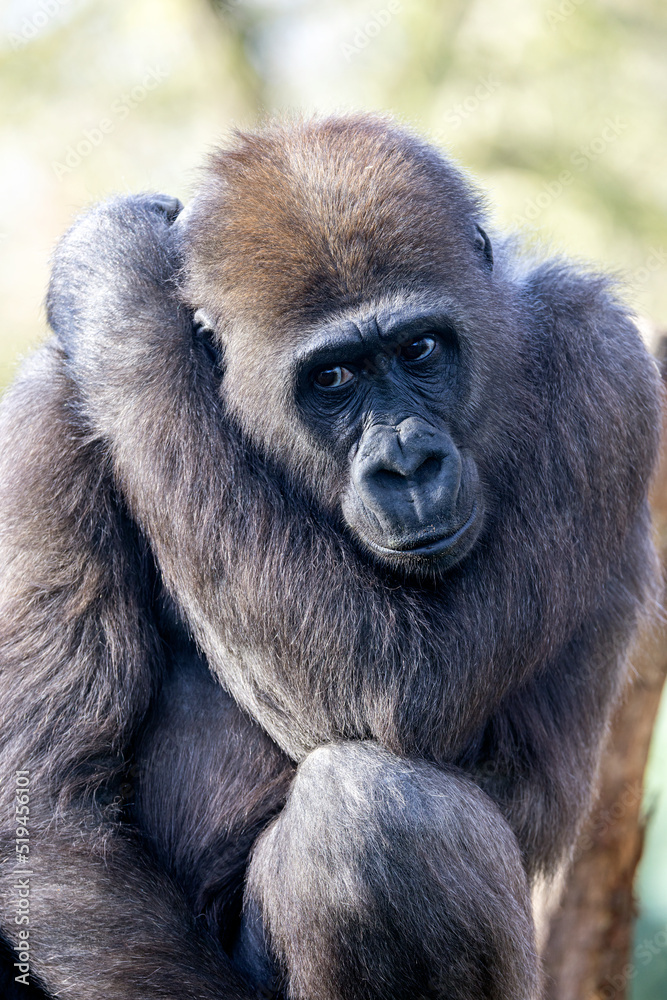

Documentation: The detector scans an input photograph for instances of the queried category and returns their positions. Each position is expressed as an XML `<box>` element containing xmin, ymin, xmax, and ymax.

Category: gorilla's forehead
<box><xmin>182</xmin><ymin>114</ymin><xmax>484</xmax><ymax>330</ymax></box>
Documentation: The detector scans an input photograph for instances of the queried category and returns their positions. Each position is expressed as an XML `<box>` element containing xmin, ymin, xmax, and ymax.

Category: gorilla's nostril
<box><xmin>373</xmin><ymin>454</ymin><xmax>442</xmax><ymax>486</ymax></box>
<box><xmin>413</xmin><ymin>455</ymin><xmax>442</xmax><ymax>485</ymax></box>
<box><xmin>374</xmin><ymin>468</ymin><xmax>407</xmax><ymax>490</ymax></box>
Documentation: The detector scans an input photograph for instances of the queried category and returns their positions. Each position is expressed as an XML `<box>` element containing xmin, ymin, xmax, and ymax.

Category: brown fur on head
<box><xmin>179</xmin><ymin>114</ymin><xmax>489</xmax><ymax>474</ymax></box>
<box><xmin>181</xmin><ymin>115</ymin><xmax>485</xmax><ymax>330</ymax></box>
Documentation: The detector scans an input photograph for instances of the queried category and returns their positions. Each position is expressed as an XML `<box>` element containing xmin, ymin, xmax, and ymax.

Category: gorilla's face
<box><xmin>206</xmin><ymin>290</ymin><xmax>484</xmax><ymax>576</ymax></box>
<box><xmin>290</xmin><ymin>299</ymin><xmax>484</xmax><ymax>574</ymax></box>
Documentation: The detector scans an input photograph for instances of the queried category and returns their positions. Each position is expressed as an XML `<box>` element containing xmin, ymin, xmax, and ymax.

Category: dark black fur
<box><xmin>0</xmin><ymin>116</ymin><xmax>661</xmax><ymax>1000</ymax></box>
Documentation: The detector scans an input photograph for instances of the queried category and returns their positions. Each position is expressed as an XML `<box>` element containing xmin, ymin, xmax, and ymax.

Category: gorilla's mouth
<box><xmin>360</xmin><ymin>501</ymin><xmax>480</xmax><ymax>561</ymax></box>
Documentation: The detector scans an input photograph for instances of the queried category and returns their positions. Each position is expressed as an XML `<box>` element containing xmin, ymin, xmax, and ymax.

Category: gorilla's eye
<box><xmin>313</xmin><ymin>366</ymin><xmax>355</xmax><ymax>388</ymax></box>
<box><xmin>399</xmin><ymin>336</ymin><xmax>436</xmax><ymax>362</ymax></box>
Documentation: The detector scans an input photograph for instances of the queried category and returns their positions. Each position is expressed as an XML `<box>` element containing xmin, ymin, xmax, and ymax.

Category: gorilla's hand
<box><xmin>46</xmin><ymin>193</ymin><xmax>184</xmax><ymax>365</ymax></box>
<box><xmin>44</xmin><ymin>193</ymin><xmax>201</xmax><ymax>440</ymax></box>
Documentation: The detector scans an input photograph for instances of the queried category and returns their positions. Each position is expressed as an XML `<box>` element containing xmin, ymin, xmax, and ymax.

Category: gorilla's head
<box><xmin>180</xmin><ymin>116</ymin><xmax>503</xmax><ymax>573</ymax></box>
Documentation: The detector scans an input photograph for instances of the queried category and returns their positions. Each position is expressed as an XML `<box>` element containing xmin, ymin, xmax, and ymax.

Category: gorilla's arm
<box><xmin>0</xmin><ymin>261</ymin><xmax>261</xmax><ymax>999</ymax></box>
<box><xmin>464</xmin><ymin>260</ymin><xmax>659</xmax><ymax>879</ymax></box>
<box><xmin>460</xmin><ymin>569</ymin><xmax>649</xmax><ymax>879</ymax></box>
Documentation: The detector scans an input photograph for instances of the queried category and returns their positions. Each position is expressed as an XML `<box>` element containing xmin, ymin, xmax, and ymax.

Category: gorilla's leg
<box><xmin>236</xmin><ymin>742</ymin><xmax>538</xmax><ymax>1000</ymax></box>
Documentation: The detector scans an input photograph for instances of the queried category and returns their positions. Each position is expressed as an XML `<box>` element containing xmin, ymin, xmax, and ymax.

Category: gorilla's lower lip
<box><xmin>363</xmin><ymin>503</ymin><xmax>479</xmax><ymax>558</ymax></box>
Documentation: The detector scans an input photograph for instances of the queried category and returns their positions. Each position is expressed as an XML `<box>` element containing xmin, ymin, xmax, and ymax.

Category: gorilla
<box><xmin>0</xmin><ymin>114</ymin><xmax>661</xmax><ymax>1000</ymax></box>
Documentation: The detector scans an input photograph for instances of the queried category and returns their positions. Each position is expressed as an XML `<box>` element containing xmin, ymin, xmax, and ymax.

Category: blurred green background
<box><xmin>0</xmin><ymin>1</ymin><xmax>666</xmax><ymax>996</ymax></box>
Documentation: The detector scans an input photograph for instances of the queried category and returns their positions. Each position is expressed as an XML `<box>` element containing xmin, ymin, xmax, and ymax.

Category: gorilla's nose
<box><xmin>363</xmin><ymin>417</ymin><xmax>446</xmax><ymax>483</ymax></box>
<box><xmin>351</xmin><ymin>418</ymin><xmax>462</xmax><ymax>540</ymax></box>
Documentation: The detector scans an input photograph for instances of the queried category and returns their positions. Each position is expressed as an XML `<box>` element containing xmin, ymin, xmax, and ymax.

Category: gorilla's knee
<box><xmin>237</xmin><ymin>742</ymin><xmax>539</xmax><ymax>1000</ymax></box>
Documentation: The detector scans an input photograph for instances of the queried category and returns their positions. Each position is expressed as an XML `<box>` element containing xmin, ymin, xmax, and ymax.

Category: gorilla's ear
<box><xmin>193</xmin><ymin>308</ymin><xmax>226</xmax><ymax>373</ymax></box>
<box><xmin>193</xmin><ymin>308</ymin><xmax>215</xmax><ymax>334</ymax></box>
<box><xmin>473</xmin><ymin>224</ymin><xmax>493</xmax><ymax>271</ymax></box>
